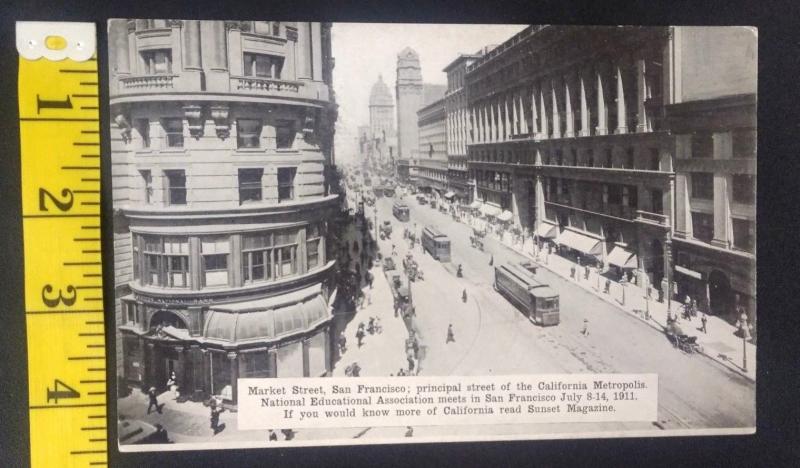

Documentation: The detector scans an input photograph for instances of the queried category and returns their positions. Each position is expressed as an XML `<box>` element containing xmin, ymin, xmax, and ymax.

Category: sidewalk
<box><xmin>460</xmin><ymin>216</ymin><xmax>756</xmax><ymax>382</ymax></box>
<box><xmin>331</xmin><ymin>219</ymin><xmax>412</xmax><ymax>378</ymax></box>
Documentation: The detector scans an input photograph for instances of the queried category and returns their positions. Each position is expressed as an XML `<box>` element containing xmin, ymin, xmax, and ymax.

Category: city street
<box><xmin>370</xmin><ymin>193</ymin><xmax>755</xmax><ymax>431</ymax></box>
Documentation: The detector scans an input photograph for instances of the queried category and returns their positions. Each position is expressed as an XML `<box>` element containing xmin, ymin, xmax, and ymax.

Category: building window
<box><xmin>124</xmin><ymin>301</ymin><xmax>138</xmax><ymax>325</ymax></box>
<box><xmin>163</xmin><ymin>170</ymin><xmax>187</xmax><ymax>206</ymax></box>
<box><xmin>570</xmin><ymin>148</ymin><xmax>577</xmax><ymax>166</ymax></box>
<box><xmin>276</xmin><ymin>120</ymin><xmax>296</xmax><ymax>149</ymax></box>
<box><xmin>625</xmin><ymin>147</ymin><xmax>635</xmax><ymax>169</ymax></box>
<box><xmin>164</xmin><ymin>238</ymin><xmax>189</xmax><ymax>287</ymax></box>
<box><xmin>607</xmin><ymin>185</ymin><xmax>622</xmax><ymax>205</ymax></box>
<box><xmin>142</xmin><ymin>236</ymin><xmax>162</xmax><ymax>286</ymax></box>
<box><xmin>649</xmin><ymin>148</ymin><xmax>659</xmax><ymax>170</ymax></box>
<box><xmin>604</xmin><ymin>148</ymin><xmax>613</xmax><ymax>168</ymax></box>
<box><xmin>691</xmin><ymin>172</ymin><xmax>714</xmax><ymax>200</ymax></box>
<box><xmin>141</xmin><ymin>236</ymin><xmax>189</xmax><ymax>288</ymax></box>
<box><xmin>141</xmin><ymin>49</ymin><xmax>172</xmax><ymax>75</ymax></box>
<box><xmin>274</xmin><ymin>229</ymin><xmax>298</xmax><ymax>277</ymax></box>
<box><xmin>238</xmin><ymin>168</ymin><xmax>263</xmax><ymax>205</ymax></box>
<box><xmin>132</xmin><ymin>237</ymin><xmax>140</xmax><ymax>280</ymax></box>
<box><xmin>732</xmin><ymin>218</ymin><xmax>755</xmax><ymax>252</ymax></box>
<box><xmin>278</xmin><ymin>167</ymin><xmax>297</xmax><ymax>202</ymax></box>
<box><xmin>242</xmin><ymin>233</ymin><xmax>274</xmax><ymax>284</ymax></box>
<box><xmin>143</xmin><ymin>20</ymin><xmax>168</xmax><ymax>30</ymax></box>
<box><xmin>201</xmin><ymin>238</ymin><xmax>230</xmax><ymax>287</ymax></box>
<box><xmin>240</xmin><ymin>352</ymin><xmax>271</xmax><ymax>378</ymax></box>
<box><xmin>243</xmin><ymin>52</ymin><xmax>284</xmax><ymax>79</ymax></box>
<box><xmin>651</xmin><ymin>189</ymin><xmax>663</xmax><ymax>214</ymax></box>
<box><xmin>135</xmin><ymin>119</ymin><xmax>150</xmax><ymax>148</ymax></box>
<box><xmin>586</xmin><ymin>149</ymin><xmax>594</xmax><ymax>167</ymax></box>
<box><xmin>691</xmin><ymin>132</ymin><xmax>713</xmax><ymax>159</ymax></box>
<box><xmin>139</xmin><ymin>170</ymin><xmax>153</xmax><ymax>204</ymax></box>
<box><xmin>161</xmin><ymin>118</ymin><xmax>184</xmax><ymax>148</ymax></box>
<box><xmin>732</xmin><ymin>174</ymin><xmax>755</xmax><ymax>204</ymax></box>
<box><xmin>627</xmin><ymin>185</ymin><xmax>638</xmax><ymax>208</ymax></box>
<box><xmin>732</xmin><ymin>129</ymin><xmax>756</xmax><ymax>159</ymax></box>
<box><xmin>237</xmin><ymin>119</ymin><xmax>262</xmax><ymax>148</ymax></box>
<box><xmin>691</xmin><ymin>212</ymin><xmax>714</xmax><ymax>243</ymax></box>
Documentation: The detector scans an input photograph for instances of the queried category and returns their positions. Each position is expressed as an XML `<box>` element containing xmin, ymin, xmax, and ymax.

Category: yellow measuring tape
<box><xmin>18</xmin><ymin>23</ymin><xmax>108</xmax><ymax>467</ymax></box>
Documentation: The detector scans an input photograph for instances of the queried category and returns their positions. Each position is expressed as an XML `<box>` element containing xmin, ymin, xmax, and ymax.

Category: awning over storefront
<box><xmin>443</xmin><ymin>191</ymin><xmax>455</xmax><ymax>199</ymax></box>
<box><xmin>555</xmin><ymin>229</ymin><xmax>602</xmax><ymax>256</ymax></box>
<box><xmin>469</xmin><ymin>200</ymin><xmax>482</xmax><ymax>209</ymax></box>
<box><xmin>535</xmin><ymin>222</ymin><xmax>558</xmax><ymax>239</ymax></box>
<box><xmin>480</xmin><ymin>203</ymin><xmax>502</xmax><ymax>218</ymax></box>
<box><xmin>607</xmin><ymin>246</ymin><xmax>638</xmax><ymax>269</ymax></box>
<box><xmin>497</xmin><ymin>210</ymin><xmax>514</xmax><ymax>222</ymax></box>
<box><xmin>675</xmin><ymin>265</ymin><xmax>704</xmax><ymax>280</ymax></box>
<box><xmin>204</xmin><ymin>284</ymin><xmax>330</xmax><ymax>343</ymax></box>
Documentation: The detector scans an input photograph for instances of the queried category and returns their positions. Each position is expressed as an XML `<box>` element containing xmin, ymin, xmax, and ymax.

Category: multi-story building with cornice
<box><xmin>396</xmin><ymin>47</ymin><xmax>423</xmax><ymax>163</ymax></box>
<box><xmin>366</xmin><ymin>75</ymin><xmax>397</xmax><ymax>166</ymax></box>
<box><xmin>466</xmin><ymin>25</ymin><xmax>675</xmax><ymax>295</ymax></box>
<box><xmin>108</xmin><ymin>19</ymin><xmax>338</xmax><ymax>406</ymax></box>
<box><xmin>464</xmin><ymin>25</ymin><xmax>756</xmax><ymax>322</ymax></box>
<box><xmin>444</xmin><ymin>53</ymin><xmax>482</xmax><ymax>204</ymax></box>
<box><xmin>416</xmin><ymin>98</ymin><xmax>448</xmax><ymax>196</ymax></box>
<box><xmin>663</xmin><ymin>27</ymin><xmax>756</xmax><ymax>323</ymax></box>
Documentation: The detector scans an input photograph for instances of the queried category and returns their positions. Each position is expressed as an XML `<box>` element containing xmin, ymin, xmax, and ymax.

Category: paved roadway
<box><xmin>373</xmin><ymin>194</ymin><xmax>755</xmax><ymax>433</ymax></box>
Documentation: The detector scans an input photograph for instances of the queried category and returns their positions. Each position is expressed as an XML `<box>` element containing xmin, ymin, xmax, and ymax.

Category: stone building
<box><xmin>463</xmin><ymin>25</ymin><xmax>756</xmax><ymax>320</ymax></box>
<box><xmin>396</xmin><ymin>47</ymin><xmax>423</xmax><ymax>162</ymax></box>
<box><xmin>366</xmin><ymin>75</ymin><xmax>397</xmax><ymax>166</ymax></box>
<box><xmin>466</xmin><ymin>25</ymin><xmax>676</xmax><ymax>293</ymax></box>
<box><xmin>416</xmin><ymin>98</ymin><xmax>448</xmax><ymax>197</ymax></box>
<box><xmin>108</xmin><ymin>19</ymin><xmax>339</xmax><ymax>406</ymax></box>
<box><xmin>395</xmin><ymin>47</ymin><xmax>447</xmax><ymax>182</ymax></box>
<box><xmin>663</xmin><ymin>27</ymin><xmax>756</xmax><ymax>323</ymax></box>
<box><xmin>444</xmin><ymin>53</ymin><xmax>482</xmax><ymax>204</ymax></box>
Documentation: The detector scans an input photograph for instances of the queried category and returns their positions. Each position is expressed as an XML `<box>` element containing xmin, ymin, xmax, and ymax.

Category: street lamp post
<box><xmin>665</xmin><ymin>231</ymin><xmax>673</xmax><ymax>322</ymax></box>
<box><xmin>740</xmin><ymin>312</ymin><xmax>750</xmax><ymax>372</ymax></box>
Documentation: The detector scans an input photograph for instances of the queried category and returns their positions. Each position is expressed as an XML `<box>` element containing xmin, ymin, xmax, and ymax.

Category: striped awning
<box><xmin>555</xmin><ymin>229</ymin><xmax>602</xmax><ymax>255</ymax></box>
<box><xmin>535</xmin><ymin>222</ymin><xmax>558</xmax><ymax>239</ymax></box>
<box><xmin>480</xmin><ymin>203</ymin><xmax>503</xmax><ymax>217</ymax></box>
<box><xmin>607</xmin><ymin>246</ymin><xmax>638</xmax><ymax>269</ymax></box>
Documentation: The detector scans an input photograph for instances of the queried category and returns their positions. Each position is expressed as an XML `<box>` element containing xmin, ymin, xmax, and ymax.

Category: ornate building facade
<box><xmin>466</xmin><ymin>25</ymin><xmax>675</xmax><ymax>293</ymax></box>
<box><xmin>366</xmin><ymin>75</ymin><xmax>397</xmax><ymax>166</ymax></box>
<box><xmin>108</xmin><ymin>19</ymin><xmax>339</xmax><ymax>406</ymax></box>
<box><xmin>444</xmin><ymin>54</ymin><xmax>482</xmax><ymax>204</ymax></box>
<box><xmin>463</xmin><ymin>25</ymin><xmax>756</xmax><ymax>320</ymax></box>
<box><xmin>416</xmin><ymin>98</ymin><xmax>448</xmax><ymax>196</ymax></box>
<box><xmin>396</xmin><ymin>47</ymin><xmax>423</xmax><ymax>162</ymax></box>
<box><xmin>664</xmin><ymin>27</ymin><xmax>756</xmax><ymax>323</ymax></box>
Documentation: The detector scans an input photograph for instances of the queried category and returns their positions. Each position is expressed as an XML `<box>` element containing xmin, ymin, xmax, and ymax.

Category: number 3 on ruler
<box><xmin>41</xmin><ymin>284</ymin><xmax>77</xmax><ymax>307</ymax></box>
<box><xmin>47</xmin><ymin>379</ymin><xmax>80</xmax><ymax>404</ymax></box>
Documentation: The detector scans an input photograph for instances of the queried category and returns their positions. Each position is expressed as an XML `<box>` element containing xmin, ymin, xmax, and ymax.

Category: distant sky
<box><xmin>331</xmin><ymin>22</ymin><xmax>527</xmax><ymax>163</ymax></box>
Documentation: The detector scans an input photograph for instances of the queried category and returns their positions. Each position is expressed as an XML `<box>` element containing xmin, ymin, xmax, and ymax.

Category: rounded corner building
<box><xmin>108</xmin><ymin>19</ymin><xmax>339</xmax><ymax>406</ymax></box>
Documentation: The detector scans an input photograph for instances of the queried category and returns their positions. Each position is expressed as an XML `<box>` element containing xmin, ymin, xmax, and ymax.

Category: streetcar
<box><xmin>392</xmin><ymin>201</ymin><xmax>410</xmax><ymax>222</ymax></box>
<box><xmin>494</xmin><ymin>263</ymin><xmax>560</xmax><ymax>326</ymax></box>
<box><xmin>421</xmin><ymin>225</ymin><xmax>451</xmax><ymax>262</ymax></box>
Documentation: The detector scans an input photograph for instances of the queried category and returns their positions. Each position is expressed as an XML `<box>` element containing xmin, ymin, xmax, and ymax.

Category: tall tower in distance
<box><xmin>396</xmin><ymin>47</ymin><xmax>423</xmax><ymax>161</ymax></box>
<box><xmin>368</xmin><ymin>74</ymin><xmax>395</xmax><ymax>144</ymax></box>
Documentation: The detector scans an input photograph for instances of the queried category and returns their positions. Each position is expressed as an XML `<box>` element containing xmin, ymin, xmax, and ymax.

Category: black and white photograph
<box><xmin>106</xmin><ymin>20</ymin><xmax>756</xmax><ymax>450</ymax></box>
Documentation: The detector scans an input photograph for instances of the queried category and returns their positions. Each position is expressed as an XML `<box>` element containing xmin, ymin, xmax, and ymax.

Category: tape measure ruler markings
<box><xmin>17</xmin><ymin>22</ymin><xmax>108</xmax><ymax>468</ymax></box>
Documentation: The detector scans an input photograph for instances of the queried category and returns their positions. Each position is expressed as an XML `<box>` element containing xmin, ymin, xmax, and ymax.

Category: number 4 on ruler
<box><xmin>47</xmin><ymin>379</ymin><xmax>80</xmax><ymax>404</ymax></box>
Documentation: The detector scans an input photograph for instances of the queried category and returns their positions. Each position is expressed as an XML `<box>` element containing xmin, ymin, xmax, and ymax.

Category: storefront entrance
<box><xmin>708</xmin><ymin>269</ymin><xmax>733</xmax><ymax>318</ymax></box>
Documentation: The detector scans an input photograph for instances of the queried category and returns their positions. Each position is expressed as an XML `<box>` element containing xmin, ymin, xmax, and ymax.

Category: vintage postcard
<box><xmin>107</xmin><ymin>20</ymin><xmax>756</xmax><ymax>450</ymax></box>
